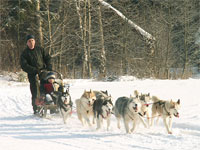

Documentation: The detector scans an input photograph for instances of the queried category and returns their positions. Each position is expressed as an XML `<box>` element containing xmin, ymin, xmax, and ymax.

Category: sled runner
<box><xmin>35</xmin><ymin>70</ymin><xmax>73</xmax><ymax>120</ymax></box>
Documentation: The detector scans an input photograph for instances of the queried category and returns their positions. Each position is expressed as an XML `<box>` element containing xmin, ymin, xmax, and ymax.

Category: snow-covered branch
<box><xmin>98</xmin><ymin>0</ymin><xmax>156</xmax><ymax>53</ymax></box>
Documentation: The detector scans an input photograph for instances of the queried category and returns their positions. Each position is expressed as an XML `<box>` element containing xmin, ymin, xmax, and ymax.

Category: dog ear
<box><xmin>169</xmin><ymin>100</ymin><xmax>174</xmax><ymax>106</ymax></box>
<box><xmin>134</xmin><ymin>90</ymin><xmax>139</xmax><ymax>97</ymax></box>
<box><xmin>65</xmin><ymin>88</ymin><xmax>69</xmax><ymax>95</ymax></box>
<box><xmin>105</xmin><ymin>90</ymin><xmax>108</xmax><ymax>95</ymax></box>
<box><xmin>177</xmin><ymin>99</ymin><xmax>180</xmax><ymax>104</ymax></box>
<box><xmin>148</xmin><ymin>93</ymin><xmax>150</xmax><ymax>96</ymax></box>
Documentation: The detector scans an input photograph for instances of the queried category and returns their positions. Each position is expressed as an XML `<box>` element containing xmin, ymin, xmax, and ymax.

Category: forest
<box><xmin>0</xmin><ymin>0</ymin><xmax>199</xmax><ymax>79</ymax></box>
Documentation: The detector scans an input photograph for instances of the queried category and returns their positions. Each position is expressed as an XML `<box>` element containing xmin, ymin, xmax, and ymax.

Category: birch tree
<box><xmin>98</xmin><ymin>2</ymin><xmax>106</xmax><ymax>78</ymax></box>
<box><xmin>87</xmin><ymin>0</ymin><xmax>92</xmax><ymax>78</ymax></box>
<box><xmin>46</xmin><ymin>0</ymin><xmax>52</xmax><ymax>54</ymax></box>
<box><xmin>75</xmin><ymin>0</ymin><xmax>88</xmax><ymax>78</ymax></box>
<box><xmin>36</xmin><ymin>0</ymin><xmax>43</xmax><ymax>47</ymax></box>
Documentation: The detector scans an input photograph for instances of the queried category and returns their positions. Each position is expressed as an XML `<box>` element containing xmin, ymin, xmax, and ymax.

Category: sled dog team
<box><xmin>72</xmin><ymin>90</ymin><xmax>180</xmax><ymax>134</ymax></box>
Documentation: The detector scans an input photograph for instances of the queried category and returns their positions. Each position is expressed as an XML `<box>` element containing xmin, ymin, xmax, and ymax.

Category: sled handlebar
<box><xmin>38</xmin><ymin>69</ymin><xmax>63</xmax><ymax>80</ymax></box>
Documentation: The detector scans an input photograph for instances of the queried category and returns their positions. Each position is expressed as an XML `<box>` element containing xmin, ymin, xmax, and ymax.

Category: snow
<box><xmin>0</xmin><ymin>75</ymin><xmax>200</xmax><ymax>150</ymax></box>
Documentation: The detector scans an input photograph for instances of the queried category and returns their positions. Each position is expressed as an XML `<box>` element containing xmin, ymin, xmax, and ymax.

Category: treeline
<box><xmin>0</xmin><ymin>0</ymin><xmax>199</xmax><ymax>79</ymax></box>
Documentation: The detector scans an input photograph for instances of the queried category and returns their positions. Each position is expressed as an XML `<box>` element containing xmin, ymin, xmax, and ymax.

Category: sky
<box><xmin>0</xmin><ymin>74</ymin><xmax>200</xmax><ymax>150</ymax></box>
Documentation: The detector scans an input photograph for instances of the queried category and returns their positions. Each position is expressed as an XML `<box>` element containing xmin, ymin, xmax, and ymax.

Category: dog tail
<box><xmin>134</xmin><ymin>90</ymin><xmax>139</xmax><ymax>98</ymax></box>
<box><xmin>151</xmin><ymin>96</ymin><xmax>160</xmax><ymax>102</ymax></box>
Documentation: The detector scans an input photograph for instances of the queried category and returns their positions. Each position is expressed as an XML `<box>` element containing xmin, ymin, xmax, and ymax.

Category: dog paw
<box><xmin>168</xmin><ymin>131</ymin><xmax>172</xmax><ymax>134</ymax></box>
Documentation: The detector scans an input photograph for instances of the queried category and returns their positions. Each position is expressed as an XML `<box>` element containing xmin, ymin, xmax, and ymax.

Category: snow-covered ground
<box><xmin>0</xmin><ymin>75</ymin><xmax>200</xmax><ymax>150</ymax></box>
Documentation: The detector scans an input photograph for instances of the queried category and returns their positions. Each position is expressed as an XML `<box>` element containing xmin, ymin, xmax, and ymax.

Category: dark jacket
<box><xmin>20</xmin><ymin>46</ymin><xmax>52</xmax><ymax>75</ymax></box>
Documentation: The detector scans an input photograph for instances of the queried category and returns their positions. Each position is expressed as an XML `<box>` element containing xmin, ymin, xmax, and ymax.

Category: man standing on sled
<box><xmin>20</xmin><ymin>35</ymin><xmax>52</xmax><ymax>114</ymax></box>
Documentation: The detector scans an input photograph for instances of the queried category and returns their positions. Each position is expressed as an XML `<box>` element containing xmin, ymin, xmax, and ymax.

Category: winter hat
<box><xmin>26</xmin><ymin>35</ymin><xmax>35</xmax><ymax>42</ymax></box>
<box><xmin>46</xmin><ymin>72</ymin><xmax>56</xmax><ymax>80</ymax></box>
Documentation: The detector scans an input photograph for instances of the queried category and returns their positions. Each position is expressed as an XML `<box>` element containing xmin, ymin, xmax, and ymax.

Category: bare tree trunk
<box><xmin>182</xmin><ymin>0</ymin><xmax>189</xmax><ymax>78</ymax></box>
<box><xmin>98</xmin><ymin>3</ymin><xmax>106</xmax><ymax>78</ymax></box>
<box><xmin>47</xmin><ymin>0</ymin><xmax>52</xmax><ymax>54</ymax></box>
<box><xmin>87</xmin><ymin>0</ymin><xmax>92</xmax><ymax>78</ymax></box>
<box><xmin>36</xmin><ymin>0</ymin><xmax>43</xmax><ymax>47</ymax></box>
<box><xmin>121</xmin><ymin>20</ymin><xmax>128</xmax><ymax>75</ymax></box>
<box><xmin>82</xmin><ymin>0</ymin><xmax>88</xmax><ymax>78</ymax></box>
<box><xmin>75</xmin><ymin>0</ymin><xmax>88</xmax><ymax>78</ymax></box>
<box><xmin>16</xmin><ymin>0</ymin><xmax>21</xmax><ymax>69</ymax></box>
<box><xmin>59</xmin><ymin>0</ymin><xmax>66</xmax><ymax>74</ymax></box>
<box><xmin>164</xmin><ymin>4</ymin><xmax>172</xmax><ymax>79</ymax></box>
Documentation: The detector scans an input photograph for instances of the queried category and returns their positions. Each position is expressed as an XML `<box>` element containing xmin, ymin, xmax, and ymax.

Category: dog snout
<box><xmin>174</xmin><ymin>112</ymin><xmax>179</xmax><ymax>118</ymax></box>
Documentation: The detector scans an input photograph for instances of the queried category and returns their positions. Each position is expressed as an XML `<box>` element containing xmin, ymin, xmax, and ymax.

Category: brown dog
<box><xmin>75</xmin><ymin>90</ymin><xmax>96</xmax><ymax>126</ymax></box>
<box><xmin>151</xmin><ymin>96</ymin><xmax>180</xmax><ymax>134</ymax></box>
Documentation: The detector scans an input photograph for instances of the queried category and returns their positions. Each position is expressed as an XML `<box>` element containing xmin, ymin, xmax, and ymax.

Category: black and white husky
<box><xmin>93</xmin><ymin>91</ymin><xmax>113</xmax><ymax>130</ymax></box>
<box><xmin>57</xmin><ymin>85</ymin><xmax>73</xmax><ymax>124</ymax></box>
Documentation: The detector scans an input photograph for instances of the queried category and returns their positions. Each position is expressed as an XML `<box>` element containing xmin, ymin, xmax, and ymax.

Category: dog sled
<box><xmin>35</xmin><ymin>70</ymin><xmax>73</xmax><ymax>119</ymax></box>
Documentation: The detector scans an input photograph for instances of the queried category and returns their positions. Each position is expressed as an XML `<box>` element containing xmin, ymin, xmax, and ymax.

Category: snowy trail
<box><xmin>0</xmin><ymin>77</ymin><xmax>200</xmax><ymax>150</ymax></box>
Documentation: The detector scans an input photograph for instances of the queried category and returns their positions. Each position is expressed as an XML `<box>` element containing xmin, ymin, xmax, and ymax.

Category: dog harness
<box><xmin>155</xmin><ymin>101</ymin><xmax>171</xmax><ymax>117</ymax></box>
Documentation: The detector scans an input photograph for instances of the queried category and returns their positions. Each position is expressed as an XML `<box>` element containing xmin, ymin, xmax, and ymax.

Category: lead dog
<box><xmin>151</xmin><ymin>96</ymin><xmax>180</xmax><ymax>134</ymax></box>
<box><xmin>114</xmin><ymin>96</ymin><xmax>148</xmax><ymax>134</ymax></box>
<box><xmin>75</xmin><ymin>90</ymin><xmax>96</xmax><ymax>126</ymax></box>
<box><xmin>93</xmin><ymin>91</ymin><xmax>113</xmax><ymax>130</ymax></box>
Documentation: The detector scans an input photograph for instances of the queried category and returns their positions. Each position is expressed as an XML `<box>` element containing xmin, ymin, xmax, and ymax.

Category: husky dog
<box><xmin>151</xmin><ymin>96</ymin><xmax>180</xmax><ymax>134</ymax></box>
<box><xmin>93</xmin><ymin>91</ymin><xmax>113</xmax><ymax>130</ymax></box>
<box><xmin>134</xmin><ymin>90</ymin><xmax>151</xmax><ymax>125</ymax></box>
<box><xmin>114</xmin><ymin>96</ymin><xmax>147</xmax><ymax>133</ymax></box>
<box><xmin>75</xmin><ymin>90</ymin><xmax>96</xmax><ymax>126</ymax></box>
<box><xmin>57</xmin><ymin>87</ymin><xmax>73</xmax><ymax>124</ymax></box>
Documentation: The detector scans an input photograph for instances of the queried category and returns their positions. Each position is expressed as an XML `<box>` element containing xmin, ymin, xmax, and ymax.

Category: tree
<box><xmin>98</xmin><ymin>1</ymin><xmax>106</xmax><ymax>78</ymax></box>
<box><xmin>36</xmin><ymin>0</ymin><xmax>43</xmax><ymax>47</ymax></box>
